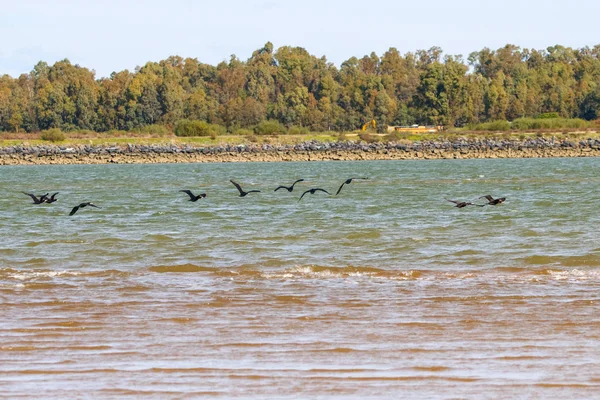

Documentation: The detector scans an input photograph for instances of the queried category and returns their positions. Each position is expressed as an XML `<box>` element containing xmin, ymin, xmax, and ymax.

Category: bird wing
<box><xmin>50</xmin><ymin>192</ymin><xmax>59</xmax><ymax>200</ymax></box>
<box><xmin>180</xmin><ymin>189</ymin><xmax>195</xmax><ymax>200</ymax></box>
<box><xmin>69</xmin><ymin>205</ymin><xmax>80</xmax><ymax>216</ymax></box>
<box><xmin>335</xmin><ymin>182</ymin><xmax>346</xmax><ymax>195</ymax></box>
<box><xmin>274</xmin><ymin>186</ymin><xmax>287</xmax><ymax>192</ymax></box>
<box><xmin>248</xmin><ymin>190</ymin><xmax>261</xmax><ymax>193</ymax></box>
<box><xmin>88</xmin><ymin>203</ymin><xmax>101</xmax><ymax>209</ymax></box>
<box><xmin>287</xmin><ymin>179</ymin><xmax>304</xmax><ymax>192</ymax></box>
<box><xmin>315</xmin><ymin>188</ymin><xmax>330</xmax><ymax>195</ymax></box>
<box><xmin>446</xmin><ymin>199</ymin><xmax>459</xmax><ymax>204</ymax></box>
<box><xmin>230</xmin><ymin>180</ymin><xmax>244</xmax><ymax>194</ymax></box>
<box><xmin>23</xmin><ymin>192</ymin><xmax>40</xmax><ymax>202</ymax></box>
<box><xmin>479</xmin><ymin>195</ymin><xmax>494</xmax><ymax>202</ymax></box>
<box><xmin>299</xmin><ymin>190</ymin><xmax>310</xmax><ymax>201</ymax></box>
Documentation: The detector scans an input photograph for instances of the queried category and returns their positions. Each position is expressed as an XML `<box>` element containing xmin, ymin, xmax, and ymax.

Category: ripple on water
<box><xmin>345</xmin><ymin>230</ymin><xmax>382</xmax><ymax>240</ymax></box>
<box><xmin>522</xmin><ymin>254</ymin><xmax>600</xmax><ymax>268</ymax></box>
<box><xmin>148</xmin><ymin>264</ymin><xmax>219</xmax><ymax>273</ymax></box>
<box><xmin>143</xmin><ymin>234</ymin><xmax>176</xmax><ymax>241</ymax></box>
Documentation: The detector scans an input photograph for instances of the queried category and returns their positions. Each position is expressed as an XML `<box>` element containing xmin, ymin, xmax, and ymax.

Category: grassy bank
<box><xmin>2</xmin><ymin>127</ymin><xmax>600</xmax><ymax>148</ymax></box>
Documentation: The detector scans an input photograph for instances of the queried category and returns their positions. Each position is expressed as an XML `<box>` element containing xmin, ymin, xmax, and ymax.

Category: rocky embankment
<box><xmin>2</xmin><ymin>137</ymin><xmax>600</xmax><ymax>165</ymax></box>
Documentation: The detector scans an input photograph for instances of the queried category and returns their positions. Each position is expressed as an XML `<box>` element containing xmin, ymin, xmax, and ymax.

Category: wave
<box><xmin>0</xmin><ymin>268</ymin><xmax>132</xmax><ymax>281</ymax></box>
<box><xmin>143</xmin><ymin>263</ymin><xmax>600</xmax><ymax>283</ymax></box>
<box><xmin>3</xmin><ymin>263</ymin><xmax>600</xmax><ymax>287</ymax></box>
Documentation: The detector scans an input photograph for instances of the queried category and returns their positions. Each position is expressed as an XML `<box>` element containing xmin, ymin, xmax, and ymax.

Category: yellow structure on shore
<box><xmin>361</xmin><ymin>119</ymin><xmax>377</xmax><ymax>131</ymax></box>
<box><xmin>387</xmin><ymin>124</ymin><xmax>443</xmax><ymax>133</ymax></box>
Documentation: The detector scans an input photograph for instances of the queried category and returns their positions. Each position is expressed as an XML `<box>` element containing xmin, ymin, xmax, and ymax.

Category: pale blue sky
<box><xmin>1</xmin><ymin>0</ymin><xmax>599</xmax><ymax>78</ymax></box>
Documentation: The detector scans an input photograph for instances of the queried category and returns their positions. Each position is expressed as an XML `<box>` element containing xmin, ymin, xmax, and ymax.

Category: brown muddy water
<box><xmin>1</xmin><ymin>159</ymin><xmax>600</xmax><ymax>399</ymax></box>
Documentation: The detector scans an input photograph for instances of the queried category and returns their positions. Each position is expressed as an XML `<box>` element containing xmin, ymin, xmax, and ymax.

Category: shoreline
<box><xmin>2</xmin><ymin>137</ymin><xmax>600</xmax><ymax>165</ymax></box>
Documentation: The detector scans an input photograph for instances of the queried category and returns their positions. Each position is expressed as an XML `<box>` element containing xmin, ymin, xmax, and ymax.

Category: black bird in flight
<box><xmin>44</xmin><ymin>192</ymin><xmax>59</xmax><ymax>203</ymax></box>
<box><xmin>479</xmin><ymin>195</ymin><xmax>506</xmax><ymax>205</ymax></box>
<box><xmin>230</xmin><ymin>180</ymin><xmax>261</xmax><ymax>197</ymax></box>
<box><xmin>180</xmin><ymin>190</ymin><xmax>207</xmax><ymax>202</ymax></box>
<box><xmin>23</xmin><ymin>192</ymin><xmax>49</xmax><ymax>204</ymax></box>
<box><xmin>335</xmin><ymin>177</ymin><xmax>369</xmax><ymax>195</ymax></box>
<box><xmin>446</xmin><ymin>199</ymin><xmax>484</xmax><ymax>208</ymax></box>
<box><xmin>299</xmin><ymin>188</ymin><xmax>330</xmax><ymax>201</ymax></box>
<box><xmin>69</xmin><ymin>202</ymin><xmax>101</xmax><ymax>216</ymax></box>
<box><xmin>274</xmin><ymin>179</ymin><xmax>304</xmax><ymax>192</ymax></box>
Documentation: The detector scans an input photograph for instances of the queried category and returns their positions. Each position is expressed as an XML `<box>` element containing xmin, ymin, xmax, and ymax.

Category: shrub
<box><xmin>511</xmin><ymin>117</ymin><xmax>589</xmax><ymax>130</ymax></box>
<box><xmin>247</xmin><ymin>135</ymin><xmax>258</xmax><ymax>143</ymax></box>
<box><xmin>254</xmin><ymin>120</ymin><xmax>287</xmax><ymax>135</ymax></box>
<box><xmin>383</xmin><ymin>131</ymin><xmax>402</xmax><ymax>142</ymax></box>
<box><xmin>468</xmin><ymin>120</ymin><xmax>511</xmax><ymax>131</ymax></box>
<box><xmin>175</xmin><ymin>120</ymin><xmax>225</xmax><ymax>137</ymax></box>
<box><xmin>537</xmin><ymin>112</ymin><xmax>560</xmax><ymax>119</ymax></box>
<box><xmin>287</xmin><ymin>125</ymin><xmax>309</xmax><ymax>135</ymax></box>
<box><xmin>74</xmin><ymin>129</ymin><xmax>95</xmax><ymax>136</ymax></box>
<box><xmin>40</xmin><ymin>128</ymin><xmax>66</xmax><ymax>142</ymax></box>
<box><xmin>358</xmin><ymin>132</ymin><xmax>378</xmax><ymax>143</ymax></box>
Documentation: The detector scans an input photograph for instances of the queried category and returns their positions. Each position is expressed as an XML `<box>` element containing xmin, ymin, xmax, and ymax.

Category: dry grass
<box><xmin>1</xmin><ymin>128</ymin><xmax>599</xmax><ymax>148</ymax></box>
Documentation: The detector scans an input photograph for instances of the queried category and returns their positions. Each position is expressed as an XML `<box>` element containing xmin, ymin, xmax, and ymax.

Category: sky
<box><xmin>1</xmin><ymin>0</ymin><xmax>600</xmax><ymax>79</ymax></box>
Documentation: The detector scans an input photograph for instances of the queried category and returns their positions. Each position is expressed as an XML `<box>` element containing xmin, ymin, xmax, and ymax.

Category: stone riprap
<box><xmin>2</xmin><ymin>137</ymin><xmax>600</xmax><ymax>165</ymax></box>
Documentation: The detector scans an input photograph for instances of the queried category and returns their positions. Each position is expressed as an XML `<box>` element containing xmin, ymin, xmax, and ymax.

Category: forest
<box><xmin>1</xmin><ymin>42</ymin><xmax>600</xmax><ymax>134</ymax></box>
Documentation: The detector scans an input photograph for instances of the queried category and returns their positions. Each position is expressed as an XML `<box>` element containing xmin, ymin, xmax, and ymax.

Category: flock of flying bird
<box><xmin>22</xmin><ymin>177</ymin><xmax>506</xmax><ymax>215</ymax></box>
<box><xmin>22</xmin><ymin>192</ymin><xmax>101</xmax><ymax>215</ymax></box>
<box><xmin>180</xmin><ymin>178</ymin><xmax>370</xmax><ymax>202</ymax></box>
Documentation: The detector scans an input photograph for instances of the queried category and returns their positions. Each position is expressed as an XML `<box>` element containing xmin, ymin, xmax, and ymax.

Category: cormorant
<box><xmin>335</xmin><ymin>177</ymin><xmax>369</xmax><ymax>195</ymax></box>
<box><xmin>23</xmin><ymin>192</ymin><xmax>49</xmax><ymax>204</ymax></box>
<box><xmin>479</xmin><ymin>195</ymin><xmax>506</xmax><ymax>205</ymax></box>
<box><xmin>44</xmin><ymin>192</ymin><xmax>59</xmax><ymax>203</ymax></box>
<box><xmin>69</xmin><ymin>202</ymin><xmax>101</xmax><ymax>216</ymax></box>
<box><xmin>230</xmin><ymin>180</ymin><xmax>261</xmax><ymax>197</ymax></box>
<box><xmin>180</xmin><ymin>190</ymin><xmax>207</xmax><ymax>202</ymax></box>
<box><xmin>274</xmin><ymin>179</ymin><xmax>304</xmax><ymax>192</ymax></box>
<box><xmin>446</xmin><ymin>199</ymin><xmax>484</xmax><ymax>208</ymax></box>
<box><xmin>299</xmin><ymin>188</ymin><xmax>330</xmax><ymax>201</ymax></box>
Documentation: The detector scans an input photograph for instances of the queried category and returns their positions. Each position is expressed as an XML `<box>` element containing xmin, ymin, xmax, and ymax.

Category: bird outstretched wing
<box><xmin>22</xmin><ymin>192</ymin><xmax>40</xmax><ymax>202</ymax></box>
<box><xmin>335</xmin><ymin>182</ymin><xmax>347</xmax><ymax>196</ymax></box>
<box><xmin>179</xmin><ymin>190</ymin><xmax>196</xmax><ymax>200</ymax></box>
<box><xmin>290</xmin><ymin>179</ymin><xmax>304</xmax><ymax>188</ymax></box>
<box><xmin>230</xmin><ymin>180</ymin><xmax>244</xmax><ymax>195</ymax></box>
<box><xmin>69</xmin><ymin>205</ymin><xmax>80</xmax><ymax>216</ymax></box>
<box><xmin>298</xmin><ymin>190</ymin><xmax>311</xmax><ymax>201</ymax></box>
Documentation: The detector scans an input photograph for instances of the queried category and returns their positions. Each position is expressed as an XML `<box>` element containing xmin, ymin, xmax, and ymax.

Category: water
<box><xmin>1</xmin><ymin>158</ymin><xmax>600</xmax><ymax>399</ymax></box>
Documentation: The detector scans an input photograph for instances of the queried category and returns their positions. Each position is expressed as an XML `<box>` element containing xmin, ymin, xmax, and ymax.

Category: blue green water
<box><xmin>2</xmin><ymin>158</ymin><xmax>600</xmax><ymax>271</ymax></box>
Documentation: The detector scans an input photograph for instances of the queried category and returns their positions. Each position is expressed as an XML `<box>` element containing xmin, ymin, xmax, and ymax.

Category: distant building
<box><xmin>386</xmin><ymin>125</ymin><xmax>443</xmax><ymax>133</ymax></box>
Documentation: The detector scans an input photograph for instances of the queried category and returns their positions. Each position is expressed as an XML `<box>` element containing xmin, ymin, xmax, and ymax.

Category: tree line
<box><xmin>1</xmin><ymin>42</ymin><xmax>600</xmax><ymax>134</ymax></box>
